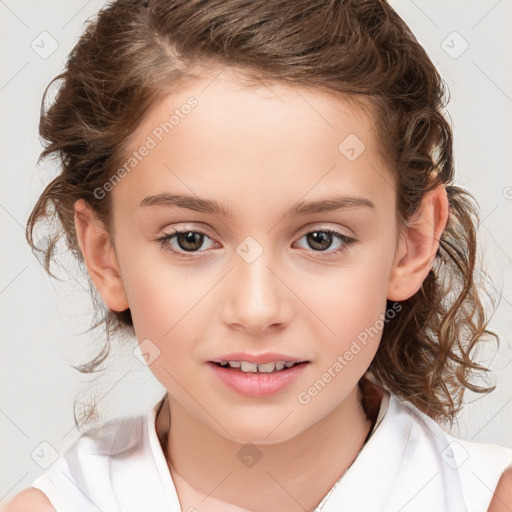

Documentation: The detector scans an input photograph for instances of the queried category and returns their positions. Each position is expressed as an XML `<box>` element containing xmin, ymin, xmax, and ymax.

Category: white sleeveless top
<box><xmin>31</xmin><ymin>391</ymin><xmax>512</xmax><ymax>512</ymax></box>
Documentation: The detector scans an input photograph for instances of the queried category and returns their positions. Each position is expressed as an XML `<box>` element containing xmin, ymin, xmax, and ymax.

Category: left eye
<box><xmin>155</xmin><ymin>228</ymin><xmax>356</xmax><ymax>258</ymax></box>
<box><xmin>294</xmin><ymin>230</ymin><xmax>355</xmax><ymax>257</ymax></box>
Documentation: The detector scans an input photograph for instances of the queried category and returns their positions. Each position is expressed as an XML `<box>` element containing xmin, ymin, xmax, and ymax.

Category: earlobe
<box><xmin>387</xmin><ymin>183</ymin><xmax>449</xmax><ymax>301</ymax></box>
<box><xmin>74</xmin><ymin>199</ymin><xmax>129</xmax><ymax>312</ymax></box>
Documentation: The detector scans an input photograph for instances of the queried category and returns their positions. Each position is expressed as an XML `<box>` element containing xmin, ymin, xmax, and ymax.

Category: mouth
<box><xmin>207</xmin><ymin>356</ymin><xmax>311</xmax><ymax>398</ymax></box>
<box><xmin>209</xmin><ymin>360</ymin><xmax>309</xmax><ymax>374</ymax></box>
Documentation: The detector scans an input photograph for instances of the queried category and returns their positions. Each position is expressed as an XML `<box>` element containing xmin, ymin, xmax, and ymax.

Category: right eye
<box><xmin>155</xmin><ymin>228</ymin><xmax>219</xmax><ymax>258</ymax></box>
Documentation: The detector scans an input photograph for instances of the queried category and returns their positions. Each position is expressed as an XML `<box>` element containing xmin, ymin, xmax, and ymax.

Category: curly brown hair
<box><xmin>26</xmin><ymin>0</ymin><xmax>499</xmax><ymax>428</ymax></box>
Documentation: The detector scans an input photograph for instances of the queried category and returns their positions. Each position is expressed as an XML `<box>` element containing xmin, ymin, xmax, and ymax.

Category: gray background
<box><xmin>1</xmin><ymin>0</ymin><xmax>511</xmax><ymax>502</ymax></box>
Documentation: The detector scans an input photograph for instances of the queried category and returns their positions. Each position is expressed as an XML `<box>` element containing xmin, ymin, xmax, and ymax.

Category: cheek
<box><xmin>121</xmin><ymin>253</ymin><xmax>214</xmax><ymax>370</ymax></box>
<box><xmin>127</xmin><ymin>270</ymin><xmax>199</xmax><ymax>338</ymax></box>
<box><xmin>123</xmin><ymin>267</ymin><xmax>203</xmax><ymax>389</ymax></box>
<box><xmin>117</xmin><ymin>236</ymin><xmax>203</xmax><ymax>330</ymax></box>
<box><xmin>309</xmin><ymin>257</ymin><xmax>392</xmax><ymax>362</ymax></box>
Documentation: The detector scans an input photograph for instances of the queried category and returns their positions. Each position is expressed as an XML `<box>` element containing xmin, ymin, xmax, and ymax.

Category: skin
<box><xmin>488</xmin><ymin>468</ymin><xmax>512</xmax><ymax>512</ymax></box>
<box><xmin>71</xmin><ymin>68</ymin><xmax>450</xmax><ymax>511</ymax></box>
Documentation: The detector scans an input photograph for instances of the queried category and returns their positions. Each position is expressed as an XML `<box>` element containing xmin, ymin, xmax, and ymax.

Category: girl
<box><xmin>5</xmin><ymin>0</ymin><xmax>512</xmax><ymax>510</ymax></box>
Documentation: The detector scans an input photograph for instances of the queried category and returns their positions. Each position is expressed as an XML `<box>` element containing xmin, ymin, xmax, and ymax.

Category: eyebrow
<box><xmin>138</xmin><ymin>193</ymin><xmax>376</xmax><ymax>217</ymax></box>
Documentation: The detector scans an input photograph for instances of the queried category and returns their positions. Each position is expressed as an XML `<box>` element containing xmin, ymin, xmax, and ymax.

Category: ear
<box><xmin>74</xmin><ymin>199</ymin><xmax>129</xmax><ymax>312</ymax></box>
<box><xmin>387</xmin><ymin>183</ymin><xmax>449</xmax><ymax>301</ymax></box>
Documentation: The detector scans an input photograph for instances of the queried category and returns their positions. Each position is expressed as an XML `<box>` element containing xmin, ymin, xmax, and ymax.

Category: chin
<box><xmin>218</xmin><ymin>416</ymin><xmax>306</xmax><ymax>446</ymax></box>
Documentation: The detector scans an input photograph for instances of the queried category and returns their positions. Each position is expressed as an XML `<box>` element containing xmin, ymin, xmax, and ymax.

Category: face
<box><xmin>105</xmin><ymin>69</ymin><xmax>402</xmax><ymax>443</ymax></box>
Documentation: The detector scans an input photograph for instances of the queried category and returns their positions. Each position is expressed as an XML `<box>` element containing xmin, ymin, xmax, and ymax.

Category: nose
<box><xmin>220</xmin><ymin>247</ymin><xmax>291</xmax><ymax>335</ymax></box>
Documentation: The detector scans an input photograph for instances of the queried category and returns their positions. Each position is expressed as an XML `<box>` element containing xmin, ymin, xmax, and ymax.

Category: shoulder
<box><xmin>1</xmin><ymin>487</ymin><xmax>56</xmax><ymax>512</ymax></box>
<box><xmin>1</xmin><ymin>415</ymin><xmax>148</xmax><ymax>512</ymax></box>
<box><xmin>443</xmin><ymin>433</ymin><xmax>512</xmax><ymax>470</ymax></box>
<box><xmin>488</xmin><ymin>466</ymin><xmax>512</xmax><ymax>512</ymax></box>
<box><xmin>391</xmin><ymin>396</ymin><xmax>512</xmax><ymax>510</ymax></box>
<box><xmin>442</xmin><ymin>433</ymin><xmax>512</xmax><ymax>511</ymax></box>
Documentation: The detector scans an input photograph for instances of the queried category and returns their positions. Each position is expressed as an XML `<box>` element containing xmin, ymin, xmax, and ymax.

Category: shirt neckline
<box><xmin>146</xmin><ymin>385</ymin><xmax>391</xmax><ymax>512</ymax></box>
<box><xmin>313</xmin><ymin>386</ymin><xmax>390</xmax><ymax>510</ymax></box>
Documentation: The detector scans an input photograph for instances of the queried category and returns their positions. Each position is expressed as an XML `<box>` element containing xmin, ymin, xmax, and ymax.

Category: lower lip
<box><xmin>207</xmin><ymin>362</ymin><xmax>309</xmax><ymax>398</ymax></box>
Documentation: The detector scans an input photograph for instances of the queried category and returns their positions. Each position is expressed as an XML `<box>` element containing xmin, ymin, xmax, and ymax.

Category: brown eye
<box><xmin>156</xmin><ymin>228</ymin><xmax>217</xmax><ymax>258</ymax></box>
<box><xmin>294</xmin><ymin>229</ymin><xmax>356</xmax><ymax>258</ymax></box>
<box><xmin>176</xmin><ymin>231</ymin><xmax>204</xmax><ymax>251</ymax></box>
<box><xmin>306</xmin><ymin>231</ymin><xmax>333</xmax><ymax>251</ymax></box>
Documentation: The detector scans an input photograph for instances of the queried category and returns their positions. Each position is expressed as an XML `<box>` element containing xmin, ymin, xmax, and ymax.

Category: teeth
<box><xmin>257</xmin><ymin>362</ymin><xmax>277</xmax><ymax>373</ymax></box>
<box><xmin>240</xmin><ymin>362</ymin><xmax>258</xmax><ymax>372</ymax></box>
<box><xmin>218</xmin><ymin>360</ymin><xmax>300</xmax><ymax>373</ymax></box>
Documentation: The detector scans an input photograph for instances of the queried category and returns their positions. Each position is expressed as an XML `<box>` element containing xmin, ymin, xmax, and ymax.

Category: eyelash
<box><xmin>155</xmin><ymin>227</ymin><xmax>356</xmax><ymax>260</ymax></box>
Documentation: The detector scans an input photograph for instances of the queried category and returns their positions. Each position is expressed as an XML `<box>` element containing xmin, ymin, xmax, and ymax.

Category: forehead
<box><xmin>111</xmin><ymin>69</ymin><xmax>395</xmax><ymax>221</ymax></box>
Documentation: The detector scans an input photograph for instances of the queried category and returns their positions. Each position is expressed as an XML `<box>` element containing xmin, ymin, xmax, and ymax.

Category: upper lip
<box><xmin>209</xmin><ymin>352</ymin><xmax>310</xmax><ymax>364</ymax></box>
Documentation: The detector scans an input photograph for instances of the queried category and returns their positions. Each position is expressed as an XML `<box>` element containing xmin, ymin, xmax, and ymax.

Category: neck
<box><xmin>156</xmin><ymin>381</ymin><xmax>381</xmax><ymax>512</ymax></box>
